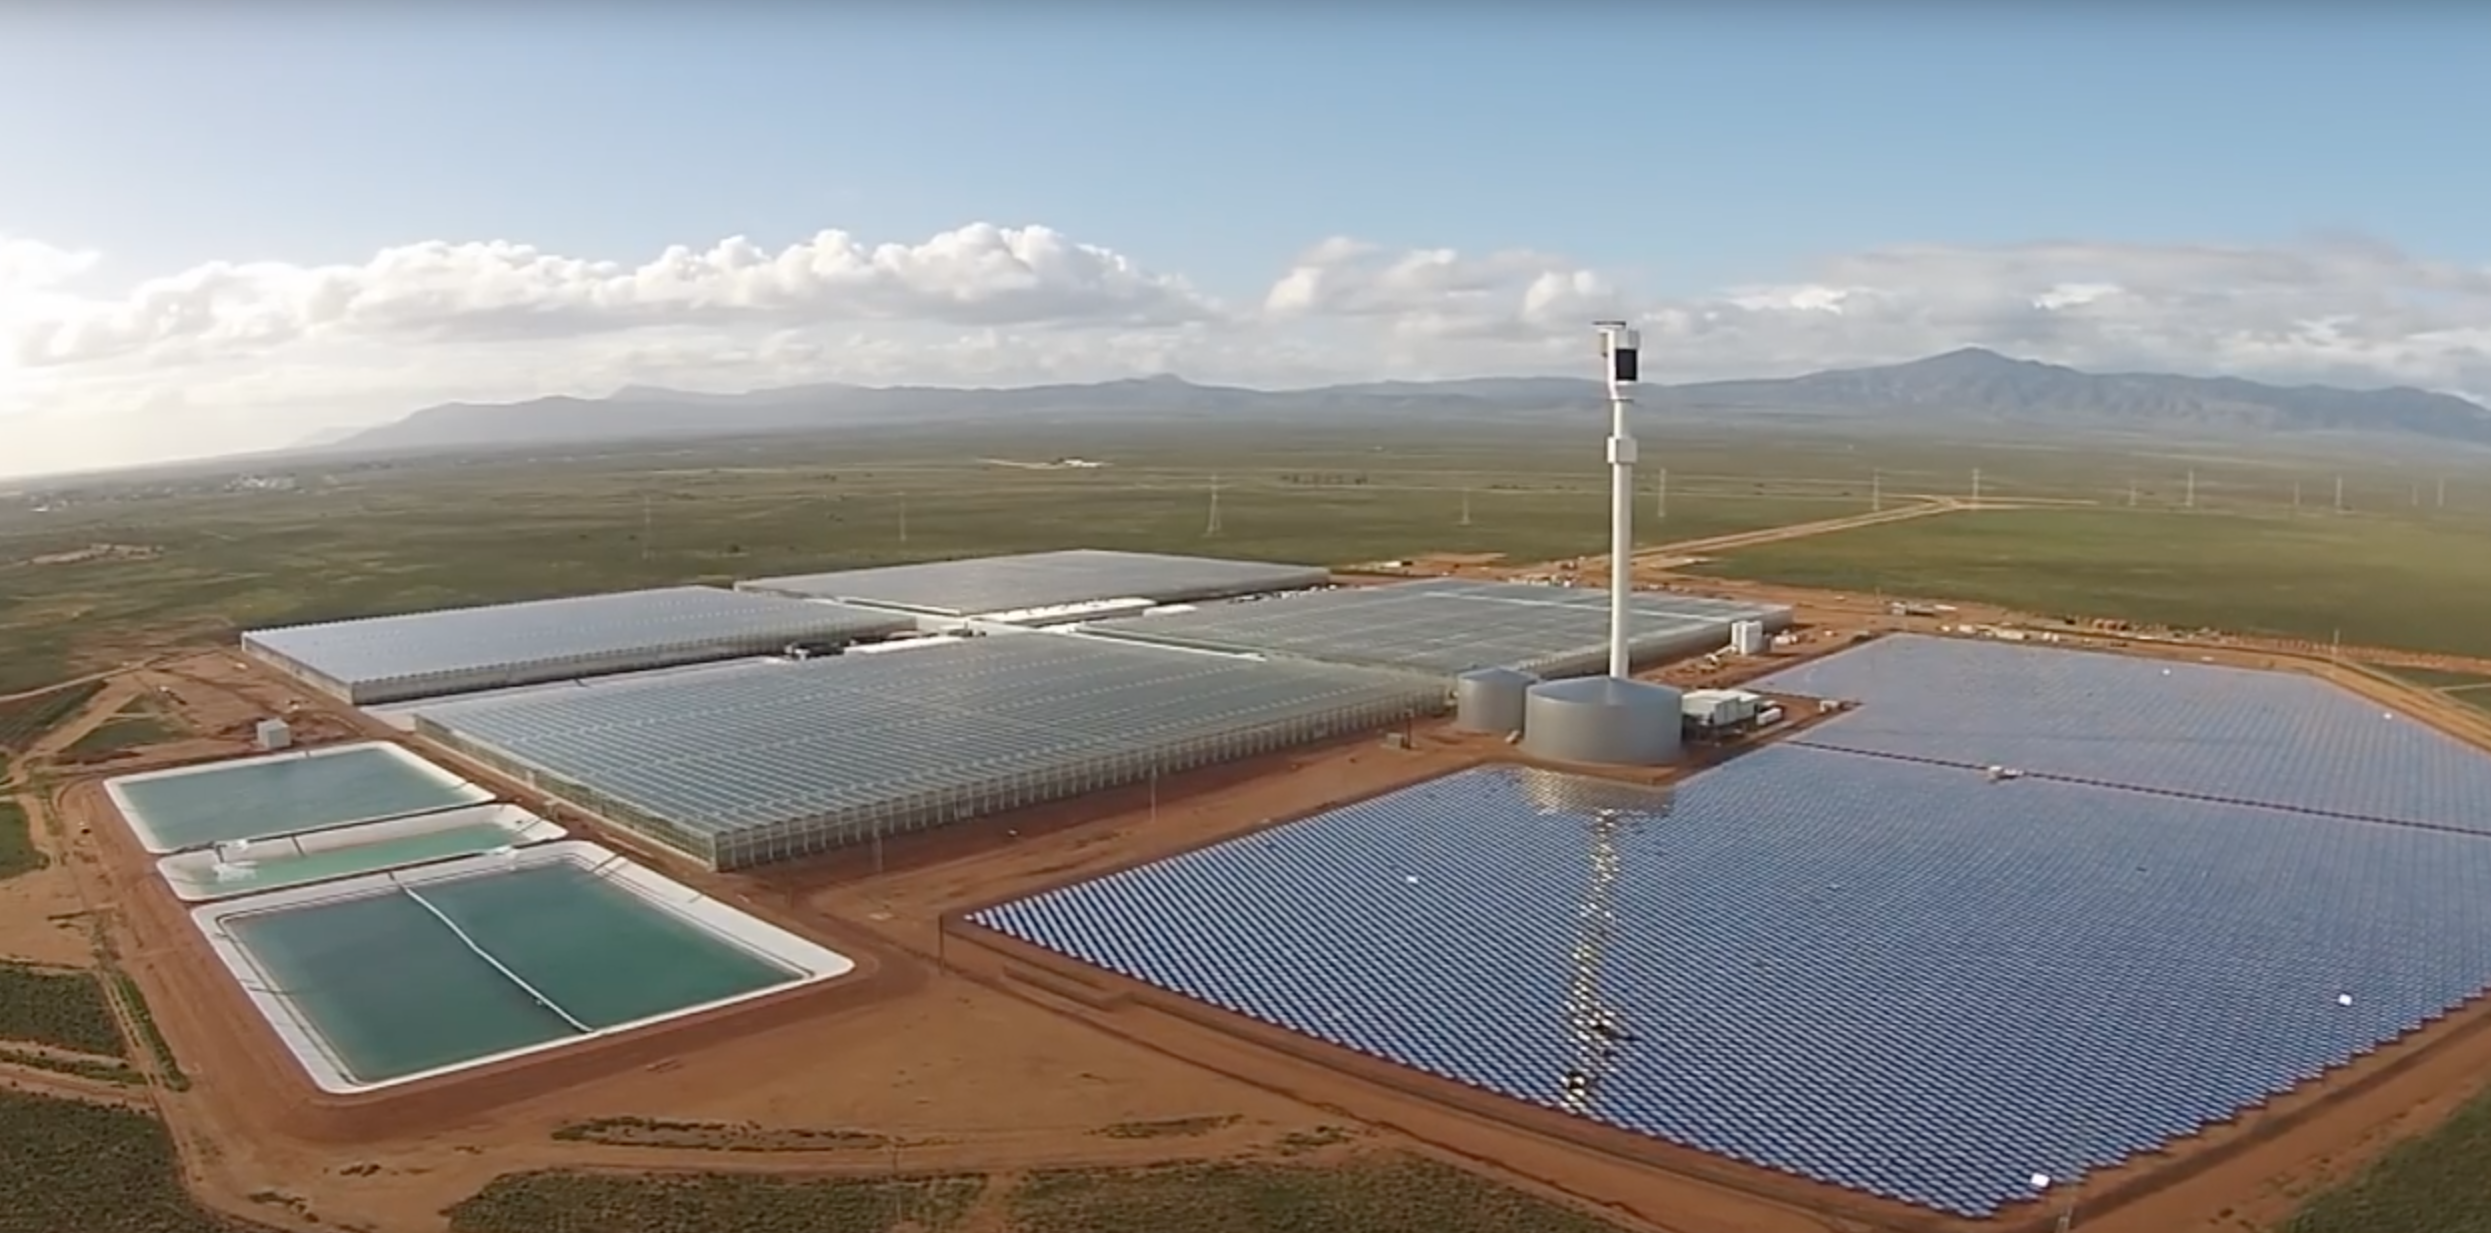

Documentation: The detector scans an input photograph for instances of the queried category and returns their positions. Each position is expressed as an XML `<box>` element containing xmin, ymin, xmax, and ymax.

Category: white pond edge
<box><xmin>153</xmin><ymin>803</ymin><xmax>568</xmax><ymax>903</ymax></box>
<box><xmin>105</xmin><ymin>741</ymin><xmax>493</xmax><ymax>854</ymax></box>
<box><xmin>188</xmin><ymin>839</ymin><xmax>857</xmax><ymax>1095</ymax></box>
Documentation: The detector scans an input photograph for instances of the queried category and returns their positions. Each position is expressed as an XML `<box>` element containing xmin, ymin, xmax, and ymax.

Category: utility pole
<box><xmin>2184</xmin><ymin>469</ymin><xmax>2195</xmax><ymax>510</ymax></box>
<box><xmin>1655</xmin><ymin>467</ymin><xmax>1668</xmax><ymax>521</ymax></box>
<box><xmin>1871</xmin><ymin>469</ymin><xmax>1881</xmax><ymax>513</ymax></box>
<box><xmin>640</xmin><ymin>492</ymin><xmax>652</xmax><ymax>561</ymax></box>
<box><xmin>897</xmin><ymin>492</ymin><xmax>908</xmax><ymax>544</ymax></box>
<box><xmin>1203</xmin><ymin>474</ymin><xmax>1223</xmax><ymax>537</ymax></box>
<box><xmin>1971</xmin><ymin>467</ymin><xmax>1982</xmax><ymax>507</ymax></box>
<box><xmin>1459</xmin><ymin>487</ymin><xmax>1473</xmax><ymax>527</ymax></box>
<box><xmin>2335</xmin><ymin>474</ymin><xmax>2345</xmax><ymax>514</ymax></box>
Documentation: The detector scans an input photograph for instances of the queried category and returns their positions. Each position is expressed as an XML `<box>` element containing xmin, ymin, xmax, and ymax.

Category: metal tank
<box><xmin>1519</xmin><ymin>677</ymin><xmax>1683</xmax><ymax>766</ymax></box>
<box><xmin>1453</xmin><ymin>666</ymin><xmax>1538</xmax><ymax>734</ymax></box>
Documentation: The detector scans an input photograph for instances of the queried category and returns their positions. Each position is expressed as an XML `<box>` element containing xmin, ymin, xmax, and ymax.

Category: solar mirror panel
<box><xmin>972</xmin><ymin>755</ymin><xmax>2491</xmax><ymax>1217</ymax></box>
<box><xmin>1754</xmin><ymin>634</ymin><xmax>2491</xmax><ymax>832</ymax></box>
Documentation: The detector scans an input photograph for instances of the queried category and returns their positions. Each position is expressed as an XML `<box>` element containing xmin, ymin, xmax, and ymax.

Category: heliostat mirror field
<box><xmin>972</xmin><ymin>640</ymin><xmax>2491</xmax><ymax>1218</ymax></box>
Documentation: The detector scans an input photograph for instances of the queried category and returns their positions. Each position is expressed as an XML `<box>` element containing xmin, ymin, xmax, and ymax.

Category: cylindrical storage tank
<box><xmin>1519</xmin><ymin>677</ymin><xmax>1683</xmax><ymax>766</ymax></box>
<box><xmin>1453</xmin><ymin>666</ymin><xmax>1538</xmax><ymax>734</ymax></box>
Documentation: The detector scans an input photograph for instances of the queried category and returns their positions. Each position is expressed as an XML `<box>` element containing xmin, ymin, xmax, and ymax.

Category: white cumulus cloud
<box><xmin>6</xmin><ymin>221</ymin><xmax>2491</xmax><ymax>479</ymax></box>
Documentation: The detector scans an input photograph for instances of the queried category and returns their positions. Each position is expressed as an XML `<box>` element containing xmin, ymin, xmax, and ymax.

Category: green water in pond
<box><xmin>173</xmin><ymin>823</ymin><xmax>520</xmax><ymax>898</ymax></box>
<box><xmin>227</xmin><ymin>862</ymin><xmax>797</xmax><ymax>1084</ymax></box>
<box><xmin>116</xmin><ymin>746</ymin><xmax>484</xmax><ymax>851</ymax></box>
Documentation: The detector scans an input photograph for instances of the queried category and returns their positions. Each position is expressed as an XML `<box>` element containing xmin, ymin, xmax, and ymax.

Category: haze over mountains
<box><xmin>330</xmin><ymin>348</ymin><xmax>2491</xmax><ymax>454</ymax></box>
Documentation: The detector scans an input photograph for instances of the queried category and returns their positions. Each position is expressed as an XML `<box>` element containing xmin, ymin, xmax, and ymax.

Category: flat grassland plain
<box><xmin>7</xmin><ymin>419</ymin><xmax>2490</xmax><ymax>691</ymax></box>
<box><xmin>5</xmin><ymin>416</ymin><xmax>2491</xmax><ymax>1233</ymax></box>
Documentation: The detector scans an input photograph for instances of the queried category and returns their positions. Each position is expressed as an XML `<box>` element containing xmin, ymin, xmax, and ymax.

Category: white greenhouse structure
<box><xmin>413</xmin><ymin>633</ymin><xmax>1442</xmax><ymax>870</ymax></box>
<box><xmin>243</xmin><ymin>586</ymin><xmax>911</xmax><ymax>705</ymax></box>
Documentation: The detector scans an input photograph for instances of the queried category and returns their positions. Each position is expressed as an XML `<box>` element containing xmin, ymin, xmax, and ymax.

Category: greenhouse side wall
<box><xmin>411</xmin><ymin>718</ymin><xmax>720</xmax><ymax>869</ymax></box>
<box><xmin>706</xmin><ymin>689</ymin><xmax>1441</xmax><ymax>871</ymax></box>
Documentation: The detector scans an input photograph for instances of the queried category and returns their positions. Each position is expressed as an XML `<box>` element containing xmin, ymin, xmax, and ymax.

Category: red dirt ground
<box><xmin>3</xmin><ymin>588</ymin><xmax>2489</xmax><ymax>1232</ymax></box>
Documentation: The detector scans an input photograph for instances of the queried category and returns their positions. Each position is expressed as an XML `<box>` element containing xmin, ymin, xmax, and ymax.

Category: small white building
<box><xmin>1682</xmin><ymin>688</ymin><xmax>1763</xmax><ymax>730</ymax></box>
<box><xmin>254</xmin><ymin>719</ymin><xmax>293</xmax><ymax>752</ymax></box>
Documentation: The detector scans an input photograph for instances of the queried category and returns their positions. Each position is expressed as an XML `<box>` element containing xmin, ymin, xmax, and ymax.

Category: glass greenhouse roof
<box><xmin>739</xmin><ymin>549</ymin><xmax>1330</xmax><ymax>616</ymax></box>
<box><xmin>417</xmin><ymin>633</ymin><xmax>1440</xmax><ymax>842</ymax></box>
<box><xmin>244</xmin><ymin>586</ymin><xmax>908</xmax><ymax>691</ymax></box>
<box><xmin>1088</xmin><ymin>578</ymin><xmax>1789</xmax><ymax>678</ymax></box>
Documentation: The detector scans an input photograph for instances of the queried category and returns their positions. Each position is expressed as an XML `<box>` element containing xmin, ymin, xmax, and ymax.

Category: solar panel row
<box><xmin>243</xmin><ymin>586</ymin><xmax>909</xmax><ymax>705</ymax></box>
<box><xmin>1752</xmin><ymin>634</ymin><xmax>2491</xmax><ymax>833</ymax></box>
<box><xmin>971</xmin><ymin>755</ymin><xmax>2491</xmax><ymax>1217</ymax></box>
<box><xmin>1088</xmin><ymin>578</ymin><xmax>1792</xmax><ymax>679</ymax></box>
<box><xmin>417</xmin><ymin>634</ymin><xmax>1444</xmax><ymax>869</ymax></box>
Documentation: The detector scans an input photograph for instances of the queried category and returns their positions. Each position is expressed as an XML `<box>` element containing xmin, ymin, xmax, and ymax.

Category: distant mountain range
<box><xmin>325</xmin><ymin>348</ymin><xmax>2491</xmax><ymax>454</ymax></box>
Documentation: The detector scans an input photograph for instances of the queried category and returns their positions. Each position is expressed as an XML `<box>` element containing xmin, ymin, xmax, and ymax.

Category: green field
<box><xmin>449</xmin><ymin>1171</ymin><xmax>988</xmax><ymax>1233</ymax></box>
<box><xmin>0</xmin><ymin>1090</ymin><xmax>248</xmax><ymax>1233</ymax></box>
<box><xmin>0</xmin><ymin>962</ymin><xmax>127</xmax><ymax>1058</ymax></box>
<box><xmin>1690</xmin><ymin>506</ymin><xmax>2491</xmax><ymax>658</ymax></box>
<box><xmin>0</xmin><ymin>682</ymin><xmax>105</xmax><ymax>754</ymax></box>
<box><xmin>59</xmin><ymin>700</ymin><xmax>184</xmax><ymax>762</ymax></box>
<box><xmin>0</xmin><ymin>797</ymin><xmax>40</xmax><ymax>882</ymax></box>
<box><xmin>9</xmin><ymin>421</ymin><xmax>2490</xmax><ymax>694</ymax></box>
<box><xmin>2372</xmin><ymin>665</ymin><xmax>2491</xmax><ymax>690</ymax></box>
<box><xmin>447</xmin><ymin>1154</ymin><xmax>1623</xmax><ymax>1233</ymax></box>
<box><xmin>1007</xmin><ymin>1155</ymin><xmax>1624</xmax><ymax>1233</ymax></box>
<box><xmin>2283</xmin><ymin>1081</ymin><xmax>2491</xmax><ymax>1233</ymax></box>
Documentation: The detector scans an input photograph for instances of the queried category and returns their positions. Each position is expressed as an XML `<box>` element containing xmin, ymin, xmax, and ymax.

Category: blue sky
<box><xmin>6</xmin><ymin>4</ymin><xmax>2491</xmax><ymax>477</ymax></box>
<box><xmin>6</xmin><ymin>5</ymin><xmax>2483</xmax><ymax>296</ymax></box>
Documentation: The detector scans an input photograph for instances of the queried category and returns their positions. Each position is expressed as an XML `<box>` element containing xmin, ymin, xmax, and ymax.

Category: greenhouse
<box><xmin>415</xmin><ymin>633</ymin><xmax>1442</xmax><ymax>870</ymax></box>
<box><xmin>1088</xmin><ymin>578</ymin><xmax>1792</xmax><ymax>679</ymax></box>
<box><xmin>244</xmin><ymin>586</ymin><xmax>912</xmax><ymax>705</ymax></box>
<box><xmin>739</xmin><ymin>548</ymin><xmax>1330</xmax><ymax>617</ymax></box>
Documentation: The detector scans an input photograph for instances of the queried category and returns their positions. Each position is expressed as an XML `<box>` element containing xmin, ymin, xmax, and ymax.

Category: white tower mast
<box><xmin>1596</xmin><ymin>322</ymin><xmax>1642</xmax><ymax>681</ymax></box>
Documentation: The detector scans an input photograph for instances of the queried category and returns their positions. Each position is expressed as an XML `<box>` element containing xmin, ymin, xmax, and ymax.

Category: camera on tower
<box><xmin>1595</xmin><ymin>321</ymin><xmax>1640</xmax><ymax>384</ymax></box>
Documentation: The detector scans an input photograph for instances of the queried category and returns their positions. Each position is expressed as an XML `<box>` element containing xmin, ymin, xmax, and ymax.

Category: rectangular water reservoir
<box><xmin>192</xmin><ymin>841</ymin><xmax>854</xmax><ymax>1093</ymax></box>
<box><xmin>107</xmin><ymin>742</ymin><xmax>491</xmax><ymax>854</ymax></box>
<box><xmin>153</xmin><ymin>803</ymin><xmax>565</xmax><ymax>902</ymax></box>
